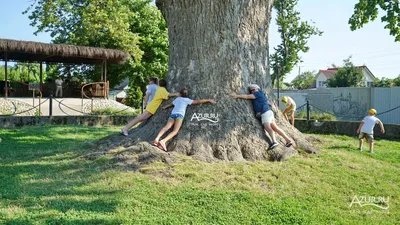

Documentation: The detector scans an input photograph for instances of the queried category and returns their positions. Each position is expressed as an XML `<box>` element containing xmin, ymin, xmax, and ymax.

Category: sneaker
<box><xmin>270</xmin><ymin>142</ymin><xmax>279</xmax><ymax>150</ymax></box>
<box><xmin>357</xmin><ymin>148</ymin><xmax>362</xmax><ymax>151</ymax></box>
<box><xmin>369</xmin><ymin>151</ymin><xmax>375</xmax><ymax>154</ymax></box>
<box><xmin>285</xmin><ymin>141</ymin><xmax>293</xmax><ymax>147</ymax></box>
<box><xmin>120</xmin><ymin>129</ymin><xmax>129</xmax><ymax>137</ymax></box>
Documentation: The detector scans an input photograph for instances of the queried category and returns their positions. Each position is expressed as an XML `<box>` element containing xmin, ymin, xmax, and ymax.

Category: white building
<box><xmin>109</xmin><ymin>78</ymin><xmax>129</xmax><ymax>102</ymax></box>
<box><xmin>314</xmin><ymin>66</ymin><xmax>375</xmax><ymax>88</ymax></box>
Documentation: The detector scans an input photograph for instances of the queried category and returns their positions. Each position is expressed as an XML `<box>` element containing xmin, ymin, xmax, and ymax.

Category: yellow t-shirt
<box><xmin>145</xmin><ymin>87</ymin><xmax>170</xmax><ymax>114</ymax></box>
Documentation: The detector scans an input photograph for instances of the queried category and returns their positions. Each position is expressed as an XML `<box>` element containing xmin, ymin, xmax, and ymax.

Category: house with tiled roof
<box><xmin>313</xmin><ymin>66</ymin><xmax>375</xmax><ymax>88</ymax></box>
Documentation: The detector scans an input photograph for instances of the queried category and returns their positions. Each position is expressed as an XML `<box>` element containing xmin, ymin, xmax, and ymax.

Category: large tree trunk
<box><xmin>96</xmin><ymin>0</ymin><xmax>318</xmax><ymax>162</ymax></box>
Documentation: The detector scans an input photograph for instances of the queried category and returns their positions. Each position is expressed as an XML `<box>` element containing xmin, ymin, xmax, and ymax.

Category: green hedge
<box><xmin>295</xmin><ymin>110</ymin><xmax>336</xmax><ymax>121</ymax></box>
<box><xmin>89</xmin><ymin>107</ymin><xmax>138</xmax><ymax>116</ymax></box>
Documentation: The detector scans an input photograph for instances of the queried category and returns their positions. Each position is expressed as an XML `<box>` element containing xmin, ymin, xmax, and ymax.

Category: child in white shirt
<box><xmin>357</xmin><ymin>108</ymin><xmax>385</xmax><ymax>153</ymax></box>
<box><xmin>154</xmin><ymin>88</ymin><xmax>216</xmax><ymax>152</ymax></box>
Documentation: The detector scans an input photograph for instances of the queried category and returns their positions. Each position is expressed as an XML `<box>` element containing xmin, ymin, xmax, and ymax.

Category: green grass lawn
<box><xmin>0</xmin><ymin>126</ymin><xmax>399</xmax><ymax>225</ymax></box>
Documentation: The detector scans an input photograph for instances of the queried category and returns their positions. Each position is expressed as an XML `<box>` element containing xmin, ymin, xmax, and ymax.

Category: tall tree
<box><xmin>326</xmin><ymin>57</ymin><xmax>365</xmax><ymax>87</ymax></box>
<box><xmin>270</xmin><ymin>0</ymin><xmax>322</xmax><ymax>87</ymax></box>
<box><xmin>349</xmin><ymin>0</ymin><xmax>400</xmax><ymax>42</ymax></box>
<box><xmin>291</xmin><ymin>70</ymin><xmax>316</xmax><ymax>90</ymax></box>
<box><xmin>126</xmin><ymin>2</ymin><xmax>169</xmax><ymax>107</ymax></box>
<box><xmin>94</xmin><ymin>0</ymin><xmax>319</xmax><ymax>162</ymax></box>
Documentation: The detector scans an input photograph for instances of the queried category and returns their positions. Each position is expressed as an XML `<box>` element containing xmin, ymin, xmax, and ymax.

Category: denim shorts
<box><xmin>169</xmin><ymin>113</ymin><xmax>184</xmax><ymax>120</ymax></box>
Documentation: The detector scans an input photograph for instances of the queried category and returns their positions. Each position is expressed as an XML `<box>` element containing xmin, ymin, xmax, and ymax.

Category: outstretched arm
<box><xmin>357</xmin><ymin>122</ymin><xmax>364</xmax><ymax>133</ymax></box>
<box><xmin>168</xmin><ymin>92</ymin><xmax>181</xmax><ymax>97</ymax></box>
<box><xmin>378</xmin><ymin>120</ymin><xmax>385</xmax><ymax>133</ymax></box>
<box><xmin>162</xmin><ymin>103</ymin><xmax>174</xmax><ymax>110</ymax></box>
<box><xmin>192</xmin><ymin>99</ymin><xmax>217</xmax><ymax>105</ymax></box>
<box><xmin>231</xmin><ymin>94</ymin><xmax>256</xmax><ymax>100</ymax></box>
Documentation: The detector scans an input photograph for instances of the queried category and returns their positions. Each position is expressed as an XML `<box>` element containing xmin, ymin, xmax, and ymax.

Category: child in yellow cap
<box><xmin>279</xmin><ymin>96</ymin><xmax>296</xmax><ymax>126</ymax></box>
<box><xmin>356</xmin><ymin>109</ymin><xmax>385</xmax><ymax>153</ymax></box>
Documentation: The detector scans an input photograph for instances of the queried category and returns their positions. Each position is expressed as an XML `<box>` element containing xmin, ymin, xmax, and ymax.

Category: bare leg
<box><xmin>283</xmin><ymin>112</ymin><xmax>289</xmax><ymax>122</ymax></box>
<box><xmin>290</xmin><ymin>111</ymin><xmax>295</xmax><ymax>126</ymax></box>
<box><xmin>155</xmin><ymin>119</ymin><xmax>175</xmax><ymax>142</ymax></box>
<box><xmin>161</xmin><ymin>119</ymin><xmax>183</xmax><ymax>143</ymax></box>
<box><xmin>369</xmin><ymin>141</ymin><xmax>374</xmax><ymax>153</ymax></box>
<box><xmin>122</xmin><ymin>111</ymin><xmax>152</xmax><ymax>133</ymax></box>
<box><xmin>359</xmin><ymin>139</ymin><xmax>363</xmax><ymax>149</ymax></box>
<box><xmin>263</xmin><ymin>122</ymin><xmax>276</xmax><ymax>143</ymax></box>
<box><xmin>270</xmin><ymin>121</ymin><xmax>291</xmax><ymax>143</ymax></box>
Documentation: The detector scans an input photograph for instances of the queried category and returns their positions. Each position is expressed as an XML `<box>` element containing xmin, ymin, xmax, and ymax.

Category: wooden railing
<box><xmin>81</xmin><ymin>81</ymin><xmax>109</xmax><ymax>112</ymax></box>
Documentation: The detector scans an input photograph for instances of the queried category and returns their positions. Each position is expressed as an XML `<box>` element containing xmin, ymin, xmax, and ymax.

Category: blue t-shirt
<box><xmin>252</xmin><ymin>91</ymin><xmax>270</xmax><ymax>114</ymax></box>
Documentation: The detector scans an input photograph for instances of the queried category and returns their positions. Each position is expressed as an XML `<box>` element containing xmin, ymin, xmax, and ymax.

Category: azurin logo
<box><xmin>190</xmin><ymin>113</ymin><xmax>219</xmax><ymax>123</ymax></box>
<box><xmin>349</xmin><ymin>195</ymin><xmax>389</xmax><ymax>210</ymax></box>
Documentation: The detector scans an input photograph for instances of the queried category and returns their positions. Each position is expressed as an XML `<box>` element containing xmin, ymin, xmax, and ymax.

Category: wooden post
<box><xmin>100</xmin><ymin>61</ymin><xmax>104</xmax><ymax>81</ymax></box>
<box><xmin>39</xmin><ymin>62</ymin><xmax>43</xmax><ymax>92</ymax></box>
<box><xmin>104</xmin><ymin>60</ymin><xmax>107</xmax><ymax>82</ymax></box>
<box><xmin>104</xmin><ymin>61</ymin><xmax>107</xmax><ymax>98</ymax></box>
<box><xmin>4</xmin><ymin>53</ymin><xmax>8</xmax><ymax>98</ymax></box>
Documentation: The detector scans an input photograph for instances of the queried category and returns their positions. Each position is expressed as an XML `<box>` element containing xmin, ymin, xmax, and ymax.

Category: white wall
<box><xmin>363</xmin><ymin>69</ymin><xmax>375</xmax><ymax>87</ymax></box>
<box><xmin>315</xmin><ymin>72</ymin><xmax>327</xmax><ymax>88</ymax></box>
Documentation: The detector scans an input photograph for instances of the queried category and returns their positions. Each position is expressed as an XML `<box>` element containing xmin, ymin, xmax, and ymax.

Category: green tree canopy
<box><xmin>270</xmin><ymin>0</ymin><xmax>322</xmax><ymax>87</ymax></box>
<box><xmin>349</xmin><ymin>0</ymin><xmax>400</xmax><ymax>42</ymax></box>
<box><xmin>326</xmin><ymin>57</ymin><xmax>365</xmax><ymax>87</ymax></box>
<box><xmin>25</xmin><ymin>0</ymin><xmax>142</xmax><ymax>60</ymax></box>
<box><xmin>126</xmin><ymin>3</ymin><xmax>169</xmax><ymax>107</ymax></box>
<box><xmin>291</xmin><ymin>70</ymin><xmax>317</xmax><ymax>90</ymax></box>
<box><xmin>394</xmin><ymin>75</ymin><xmax>400</xmax><ymax>86</ymax></box>
<box><xmin>25</xmin><ymin>0</ymin><xmax>168</xmax><ymax>107</ymax></box>
<box><xmin>0</xmin><ymin>63</ymin><xmax>45</xmax><ymax>82</ymax></box>
<box><xmin>374</xmin><ymin>77</ymin><xmax>394</xmax><ymax>87</ymax></box>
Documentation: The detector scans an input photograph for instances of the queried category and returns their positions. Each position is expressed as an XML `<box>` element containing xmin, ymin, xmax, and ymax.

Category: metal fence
<box><xmin>275</xmin><ymin>87</ymin><xmax>400</xmax><ymax>124</ymax></box>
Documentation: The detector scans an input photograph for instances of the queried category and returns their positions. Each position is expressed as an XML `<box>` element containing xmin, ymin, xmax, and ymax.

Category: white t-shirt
<box><xmin>55</xmin><ymin>79</ymin><xmax>63</xmax><ymax>86</ymax></box>
<box><xmin>171</xmin><ymin>97</ymin><xmax>194</xmax><ymax>117</ymax></box>
<box><xmin>361</xmin><ymin>115</ymin><xmax>380</xmax><ymax>134</ymax></box>
<box><xmin>146</xmin><ymin>84</ymin><xmax>158</xmax><ymax>104</ymax></box>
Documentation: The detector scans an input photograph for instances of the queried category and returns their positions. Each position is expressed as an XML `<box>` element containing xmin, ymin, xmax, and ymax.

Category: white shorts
<box><xmin>261</xmin><ymin>110</ymin><xmax>274</xmax><ymax>124</ymax></box>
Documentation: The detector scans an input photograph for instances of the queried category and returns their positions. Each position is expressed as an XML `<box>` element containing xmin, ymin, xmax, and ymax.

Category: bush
<box><xmin>295</xmin><ymin>110</ymin><xmax>336</xmax><ymax>121</ymax></box>
<box><xmin>89</xmin><ymin>107</ymin><xmax>139</xmax><ymax>116</ymax></box>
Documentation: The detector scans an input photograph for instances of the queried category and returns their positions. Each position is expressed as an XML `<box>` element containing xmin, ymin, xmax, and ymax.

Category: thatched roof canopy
<box><xmin>0</xmin><ymin>38</ymin><xmax>130</xmax><ymax>64</ymax></box>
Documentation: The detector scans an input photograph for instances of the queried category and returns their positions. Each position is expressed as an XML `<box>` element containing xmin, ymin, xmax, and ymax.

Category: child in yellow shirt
<box><xmin>121</xmin><ymin>79</ymin><xmax>179</xmax><ymax>136</ymax></box>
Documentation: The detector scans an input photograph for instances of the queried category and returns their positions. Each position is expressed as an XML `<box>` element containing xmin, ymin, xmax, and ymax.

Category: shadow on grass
<box><xmin>0</xmin><ymin>126</ymin><xmax>113</xmax><ymax>161</ymax></box>
<box><xmin>4</xmin><ymin>217</ymin><xmax>122</xmax><ymax>225</ymax></box>
<box><xmin>0</xmin><ymin>126</ymin><xmax>122</xmax><ymax>224</ymax></box>
<box><xmin>327</xmin><ymin>145</ymin><xmax>355</xmax><ymax>150</ymax></box>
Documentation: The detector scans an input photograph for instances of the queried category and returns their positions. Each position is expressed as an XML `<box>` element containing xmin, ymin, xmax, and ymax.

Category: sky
<box><xmin>1</xmin><ymin>0</ymin><xmax>399</xmax><ymax>82</ymax></box>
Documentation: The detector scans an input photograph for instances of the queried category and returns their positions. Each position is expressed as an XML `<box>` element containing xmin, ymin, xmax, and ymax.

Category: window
<box><xmin>367</xmin><ymin>81</ymin><xmax>373</xmax><ymax>87</ymax></box>
<box><xmin>318</xmin><ymin>81</ymin><xmax>325</xmax><ymax>88</ymax></box>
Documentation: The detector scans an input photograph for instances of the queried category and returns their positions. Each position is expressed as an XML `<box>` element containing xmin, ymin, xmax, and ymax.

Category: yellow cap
<box><xmin>369</xmin><ymin>108</ymin><xmax>377</xmax><ymax>115</ymax></box>
<box><xmin>282</xmin><ymin>96</ymin><xmax>288</xmax><ymax>103</ymax></box>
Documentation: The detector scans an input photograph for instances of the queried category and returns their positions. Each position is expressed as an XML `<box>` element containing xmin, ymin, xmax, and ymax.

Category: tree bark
<box><xmin>97</xmin><ymin>0</ymin><xmax>318</xmax><ymax>162</ymax></box>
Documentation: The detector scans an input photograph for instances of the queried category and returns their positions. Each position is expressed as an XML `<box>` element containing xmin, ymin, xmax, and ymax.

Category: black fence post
<box><xmin>49</xmin><ymin>95</ymin><xmax>53</xmax><ymax>116</ymax></box>
<box><xmin>306</xmin><ymin>100</ymin><xmax>310</xmax><ymax>121</ymax></box>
